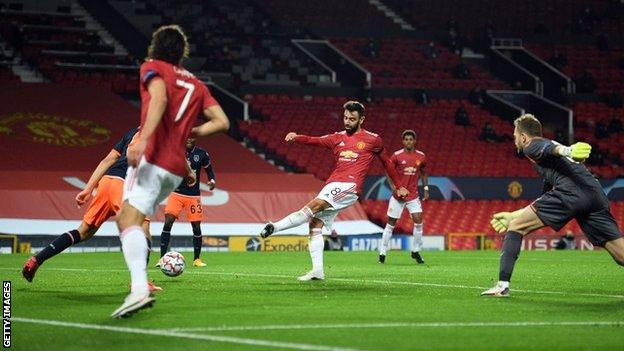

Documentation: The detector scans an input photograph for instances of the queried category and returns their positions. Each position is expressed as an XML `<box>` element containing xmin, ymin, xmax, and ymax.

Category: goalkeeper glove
<box><xmin>490</xmin><ymin>212</ymin><xmax>515</xmax><ymax>234</ymax></box>
<box><xmin>560</xmin><ymin>142</ymin><xmax>591</xmax><ymax>161</ymax></box>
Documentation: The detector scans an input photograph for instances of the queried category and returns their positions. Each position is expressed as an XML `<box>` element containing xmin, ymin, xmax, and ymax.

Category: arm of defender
<box><xmin>204</xmin><ymin>157</ymin><xmax>216</xmax><ymax>190</ymax></box>
<box><xmin>192</xmin><ymin>105</ymin><xmax>230</xmax><ymax>137</ymax></box>
<box><xmin>75</xmin><ymin>150</ymin><xmax>120</xmax><ymax>207</ymax></box>
<box><xmin>127</xmin><ymin>78</ymin><xmax>168</xmax><ymax>167</ymax></box>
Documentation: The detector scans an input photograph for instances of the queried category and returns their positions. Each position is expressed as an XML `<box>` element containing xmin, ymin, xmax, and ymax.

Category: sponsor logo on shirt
<box><xmin>404</xmin><ymin>166</ymin><xmax>418</xmax><ymax>175</ymax></box>
<box><xmin>339</xmin><ymin>150</ymin><xmax>359</xmax><ymax>161</ymax></box>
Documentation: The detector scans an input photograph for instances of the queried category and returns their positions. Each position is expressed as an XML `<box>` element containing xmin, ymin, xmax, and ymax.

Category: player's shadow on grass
<box><xmin>18</xmin><ymin>288</ymin><xmax>124</xmax><ymax>302</ymax></box>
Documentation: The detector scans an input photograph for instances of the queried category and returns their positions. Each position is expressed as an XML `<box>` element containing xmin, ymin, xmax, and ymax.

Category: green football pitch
<box><xmin>1</xmin><ymin>250</ymin><xmax>623</xmax><ymax>351</ymax></box>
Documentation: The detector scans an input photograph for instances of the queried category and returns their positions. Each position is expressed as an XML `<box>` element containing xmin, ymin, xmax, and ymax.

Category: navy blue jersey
<box><xmin>105</xmin><ymin>127</ymin><xmax>139</xmax><ymax>179</ymax></box>
<box><xmin>523</xmin><ymin>138</ymin><xmax>602</xmax><ymax>194</ymax></box>
<box><xmin>174</xmin><ymin>146</ymin><xmax>215</xmax><ymax>196</ymax></box>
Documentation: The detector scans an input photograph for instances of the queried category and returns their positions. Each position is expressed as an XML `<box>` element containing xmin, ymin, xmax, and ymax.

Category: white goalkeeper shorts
<box><xmin>314</xmin><ymin>182</ymin><xmax>359</xmax><ymax>230</ymax></box>
<box><xmin>387</xmin><ymin>196</ymin><xmax>422</xmax><ymax>219</ymax></box>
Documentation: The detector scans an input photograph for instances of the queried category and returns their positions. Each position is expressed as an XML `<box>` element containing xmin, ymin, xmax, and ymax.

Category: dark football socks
<box><xmin>193</xmin><ymin>227</ymin><xmax>202</xmax><ymax>260</ymax></box>
<box><xmin>35</xmin><ymin>229</ymin><xmax>81</xmax><ymax>265</ymax></box>
<box><xmin>499</xmin><ymin>231</ymin><xmax>523</xmax><ymax>282</ymax></box>
<box><xmin>160</xmin><ymin>230</ymin><xmax>171</xmax><ymax>257</ymax></box>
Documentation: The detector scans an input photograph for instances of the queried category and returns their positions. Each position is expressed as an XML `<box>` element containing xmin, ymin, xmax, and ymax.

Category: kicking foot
<box><xmin>480</xmin><ymin>282</ymin><xmax>510</xmax><ymax>298</ymax></box>
<box><xmin>111</xmin><ymin>292</ymin><xmax>155</xmax><ymax>318</ymax></box>
<box><xmin>297</xmin><ymin>270</ymin><xmax>324</xmax><ymax>281</ymax></box>
<box><xmin>193</xmin><ymin>258</ymin><xmax>207</xmax><ymax>267</ymax></box>
<box><xmin>259</xmin><ymin>223</ymin><xmax>275</xmax><ymax>239</ymax></box>
<box><xmin>411</xmin><ymin>251</ymin><xmax>425</xmax><ymax>264</ymax></box>
<box><xmin>378</xmin><ymin>254</ymin><xmax>386</xmax><ymax>264</ymax></box>
<box><xmin>22</xmin><ymin>256</ymin><xmax>39</xmax><ymax>282</ymax></box>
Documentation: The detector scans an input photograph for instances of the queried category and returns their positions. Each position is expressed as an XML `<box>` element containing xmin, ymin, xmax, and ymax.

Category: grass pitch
<box><xmin>2</xmin><ymin>250</ymin><xmax>623</xmax><ymax>351</ymax></box>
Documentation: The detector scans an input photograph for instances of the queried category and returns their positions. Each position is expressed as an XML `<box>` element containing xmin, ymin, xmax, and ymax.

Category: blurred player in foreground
<box><xmin>111</xmin><ymin>25</ymin><xmax>229</xmax><ymax>318</ymax></box>
<box><xmin>482</xmin><ymin>114</ymin><xmax>624</xmax><ymax>297</ymax></box>
<box><xmin>22</xmin><ymin>128</ymin><xmax>161</xmax><ymax>292</ymax></box>
<box><xmin>259</xmin><ymin>101</ymin><xmax>409</xmax><ymax>281</ymax></box>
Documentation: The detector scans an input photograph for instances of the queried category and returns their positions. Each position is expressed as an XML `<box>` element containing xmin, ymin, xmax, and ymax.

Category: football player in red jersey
<box><xmin>379</xmin><ymin>129</ymin><xmax>429</xmax><ymax>264</ymax></box>
<box><xmin>111</xmin><ymin>25</ymin><xmax>229</xmax><ymax>318</ymax></box>
<box><xmin>259</xmin><ymin>101</ymin><xmax>409</xmax><ymax>281</ymax></box>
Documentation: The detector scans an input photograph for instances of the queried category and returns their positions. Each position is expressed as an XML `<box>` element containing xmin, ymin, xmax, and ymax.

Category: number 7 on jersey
<box><xmin>175</xmin><ymin>79</ymin><xmax>195</xmax><ymax>122</ymax></box>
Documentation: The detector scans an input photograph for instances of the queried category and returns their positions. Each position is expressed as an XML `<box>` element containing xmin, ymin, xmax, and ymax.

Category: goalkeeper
<box><xmin>481</xmin><ymin>114</ymin><xmax>624</xmax><ymax>297</ymax></box>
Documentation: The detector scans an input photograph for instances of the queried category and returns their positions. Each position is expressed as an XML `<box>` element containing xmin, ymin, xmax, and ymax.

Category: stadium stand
<box><xmin>331</xmin><ymin>38</ymin><xmax>507</xmax><ymax>90</ymax></box>
<box><xmin>240</xmin><ymin>95</ymin><xmax>533</xmax><ymax>179</ymax></box>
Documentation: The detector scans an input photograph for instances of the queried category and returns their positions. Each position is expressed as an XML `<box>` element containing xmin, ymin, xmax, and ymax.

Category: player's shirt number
<box><xmin>175</xmin><ymin>79</ymin><xmax>195</xmax><ymax>122</ymax></box>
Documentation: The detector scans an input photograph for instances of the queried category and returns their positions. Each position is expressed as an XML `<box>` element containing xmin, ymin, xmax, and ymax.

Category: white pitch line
<box><xmin>11</xmin><ymin>317</ymin><xmax>361</xmax><ymax>351</ymax></box>
<box><xmin>2</xmin><ymin>267</ymin><xmax>624</xmax><ymax>299</ymax></box>
<box><xmin>169</xmin><ymin>320</ymin><xmax>624</xmax><ymax>333</ymax></box>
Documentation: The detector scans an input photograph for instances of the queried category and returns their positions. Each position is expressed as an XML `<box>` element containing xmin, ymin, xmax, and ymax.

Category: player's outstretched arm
<box><xmin>128</xmin><ymin>78</ymin><xmax>168</xmax><ymax>167</ymax></box>
<box><xmin>192</xmin><ymin>105</ymin><xmax>230</xmax><ymax>137</ymax></box>
<box><xmin>285</xmin><ymin>132</ymin><xmax>331</xmax><ymax>148</ymax></box>
<box><xmin>75</xmin><ymin>150</ymin><xmax>120</xmax><ymax>207</ymax></box>
<box><xmin>554</xmin><ymin>142</ymin><xmax>592</xmax><ymax>161</ymax></box>
<box><xmin>377</xmin><ymin>149</ymin><xmax>409</xmax><ymax>198</ymax></box>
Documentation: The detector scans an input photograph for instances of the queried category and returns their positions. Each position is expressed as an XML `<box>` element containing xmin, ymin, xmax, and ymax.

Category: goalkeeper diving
<box><xmin>481</xmin><ymin>114</ymin><xmax>624</xmax><ymax>297</ymax></box>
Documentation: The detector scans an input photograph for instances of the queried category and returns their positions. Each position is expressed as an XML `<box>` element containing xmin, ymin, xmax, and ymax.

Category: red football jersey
<box><xmin>295</xmin><ymin>129</ymin><xmax>399</xmax><ymax>194</ymax></box>
<box><xmin>139</xmin><ymin>59</ymin><xmax>219</xmax><ymax>176</ymax></box>
<box><xmin>391</xmin><ymin>148</ymin><xmax>426</xmax><ymax>201</ymax></box>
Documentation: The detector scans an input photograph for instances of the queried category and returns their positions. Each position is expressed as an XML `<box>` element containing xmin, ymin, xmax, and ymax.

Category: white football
<box><xmin>159</xmin><ymin>251</ymin><xmax>186</xmax><ymax>277</ymax></box>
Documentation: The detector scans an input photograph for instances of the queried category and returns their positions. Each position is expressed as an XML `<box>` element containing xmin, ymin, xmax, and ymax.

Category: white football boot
<box><xmin>480</xmin><ymin>281</ymin><xmax>510</xmax><ymax>298</ymax></box>
<box><xmin>297</xmin><ymin>270</ymin><xmax>325</xmax><ymax>281</ymax></box>
<box><xmin>111</xmin><ymin>292</ymin><xmax>155</xmax><ymax>318</ymax></box>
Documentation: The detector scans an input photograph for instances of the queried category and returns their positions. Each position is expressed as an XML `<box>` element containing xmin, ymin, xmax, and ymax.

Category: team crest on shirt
<box><xmin>193</xmin><ymin>155</ymin><xmax>200</xmax><ymax>162</ymax></box>
<box><xmin>0</xmin><ymin>112</ymin><xmax>110</xmax><ymax>147</ymax></box>
<box><xmin>356</xmin><ymin>141</ymin><xmax>366</xmax><ymax>149</ymax></box>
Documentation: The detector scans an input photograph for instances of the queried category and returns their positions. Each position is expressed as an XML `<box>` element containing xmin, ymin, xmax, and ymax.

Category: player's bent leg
<box><xmin>410</xmin><ymin>212</ymin><xmax>425</xmax><ymax>264</ymax></box>
<box><xmin>298</xmin><ymin>218</ymin><xmax>325</xmax><ymax>281</ymax></box>
<box><xmin>482</xmin><ymin>207</ymin><xmax>545</xmax><ymax>297</ymax></box>
<box><xmin>604</xmin><ymin>238</ymin><xmax>624</xmax><ymax>267</ymax></box>
<box><xmin>191</xmin><ymin>221</ymin><xmax>206</xmax><ymax>267</ymax></box>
